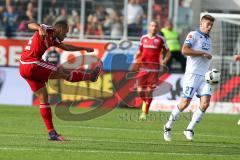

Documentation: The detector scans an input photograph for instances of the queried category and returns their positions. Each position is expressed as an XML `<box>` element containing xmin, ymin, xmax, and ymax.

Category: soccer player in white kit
<box><xmin>163</xmin><ymin>15</ymin><xmax>215</xmax><ymax>141</ymax></box>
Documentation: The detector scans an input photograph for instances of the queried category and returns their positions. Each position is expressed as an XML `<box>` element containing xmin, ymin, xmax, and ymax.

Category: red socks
<box><xmin>40</xmin><ymin>103</ymin><xmax>54</xmax><ymax>132</ymax></box>
<box><xmin>144</xmin><ymin>98</ymin><xmax>153</xmax><ymax>114</ymax></box>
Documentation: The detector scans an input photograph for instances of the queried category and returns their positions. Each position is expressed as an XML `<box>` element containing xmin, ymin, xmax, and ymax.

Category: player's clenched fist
<box><xmin>38</xmin><ymin>26</ymin><xmax>48</xmax><ymax>38</ymax></box>
<box><xmin>234</xmin><ymin>54</ymin><xmax>240</xmax><ymax>61</ymax></box>
<box><xmin>203</xmin><ymin>52</ymin><xmax>212</xmax><ymax>59</ymax></box>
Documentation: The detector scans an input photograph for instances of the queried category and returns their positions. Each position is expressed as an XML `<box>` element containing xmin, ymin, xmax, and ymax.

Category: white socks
<box><xmin>165</xmin><ymin>106</ymin><xmax>205</xmax><ymax>131</ymax></box>
<box><xmin>187</xmin><ymin>107</ymin><xmax>205</xmax><ymax>130</ymax></box>
<box><xmin>165</xmin><ymin>106</ymin><xmax>182</xmax><ymax>129</ymax></box>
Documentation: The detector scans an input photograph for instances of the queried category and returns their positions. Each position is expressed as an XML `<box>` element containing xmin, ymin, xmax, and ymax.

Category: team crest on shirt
<box><xmin>153</xmin><ymin>39</ymin><xmax>159</xmax><ymax>45</ymax></box>
<box><xmin>144</xmin><ymin>39</ymin><xmax>148</xmax><ymax>43</ymax></box>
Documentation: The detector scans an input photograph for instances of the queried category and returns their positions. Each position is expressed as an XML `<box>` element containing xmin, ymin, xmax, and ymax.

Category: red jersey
<box><xmin>139</xmin><ymin>34</ymin><xmax>168</xmax><ymax>63</ymax></box>
<box><xmin>21</xmin><ymin>24</ymin><xmax>61</xmax><ymax>62</ymax></box>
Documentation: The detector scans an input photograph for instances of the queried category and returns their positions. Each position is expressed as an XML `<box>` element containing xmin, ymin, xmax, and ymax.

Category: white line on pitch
<box><xmin>0</xmin><ymin>133</ymin><xmax>239</xmax><ymax>149</ymax></box>
<box><xmin>56</xmin><ymin>125</ymin><xmax>240</xmax><ymax>139</ymax></box>
<box><xmin>0</xmin><ymin>147</ymin><xmax>230</xmax><ymax>157</ymax></box>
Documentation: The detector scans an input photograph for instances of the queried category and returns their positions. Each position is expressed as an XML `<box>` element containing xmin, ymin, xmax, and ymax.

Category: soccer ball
<box><xmin>205</xmin><ymin>69</ymin><xmax>221</xmax><ymax>85</ymax></box>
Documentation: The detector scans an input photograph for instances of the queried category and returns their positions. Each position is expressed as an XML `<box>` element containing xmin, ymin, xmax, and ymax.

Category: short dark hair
<box><xmin>53</xmin><ymin>20</ymin><xmax>68</xmax><ymax>30</ymax></box>
<box><xmin>150</xmin><ymin>20</ymin><xmax>159</xmax><ymax>26</ymax></box>
<box><xmin>201</xmin><ymin>14</ymin><xmax>215</xmax><ymax>22</ymax></box>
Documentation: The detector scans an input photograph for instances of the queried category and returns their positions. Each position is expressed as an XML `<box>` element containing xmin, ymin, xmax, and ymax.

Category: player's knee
<box><xmin>146</xmin><ymin>87</ymin><xmax>152</xmax><ymax>93</ymax></box>
<box><xmin>137</xmin><ymin>87</ymin><xmax>145</xmax><ymax>97</ymax></box>
<box><xmin>34</xmin><ymin>88</ymin><xmax>48</xmax><ymax>103</ymax></box>
<box><xmin>178</xmin><ymin>98</ymin><xmax>190</xmax><ymax>110</ymax></box>
<box><xmin>137</xmin><ymin>87</ymin><xmax>143</xmax><ymax>93</ymax></box>
<box><xmin>200</xmin><ymin>101</ymin><xmax>210</xmax><ymax>110</ymax></box>
<box><xmin>146</xmin><ymin>87</ymin><xmax>153</xmax><ymax>98</ymax></box>
<box><xmin>50</xmin><ymin>70</ymin><xmax>68</xmax><ymax>79</ymax></box>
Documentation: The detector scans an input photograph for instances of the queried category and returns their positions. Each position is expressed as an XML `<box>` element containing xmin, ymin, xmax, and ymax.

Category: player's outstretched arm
<box><xmin>28</xmin><ymin>22</ymin><xmax>47</xmax><ymax>38</ymax></box>
<box><xmin>57</xmin><ymin>43</ymin><xmax>94</xmax><ymax>52</ymax></box>
<box><xmin>28</xmin><ymin>22</ymin><xmax>41</xmax><ymax>30</ymax></box>
<box><xmin>182</xmin><ymin>44</ymin><xmax>212</xmax><ymax>59</ymax></box>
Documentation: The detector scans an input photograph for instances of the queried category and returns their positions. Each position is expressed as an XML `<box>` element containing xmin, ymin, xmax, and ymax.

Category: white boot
<box><xmin>183</xmin><ymin>129</ymin><xmax>194</xmax><ymax>141</ymax></box>
<box><xmin>163</xmin><ymin>125</ymin><xmax>172</xmax><ymax>142</ymax></box>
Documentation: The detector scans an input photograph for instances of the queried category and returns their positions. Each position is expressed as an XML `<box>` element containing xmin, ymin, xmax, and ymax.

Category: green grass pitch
<box><xmin>0</xmin><ymin>105</ymin><xmax>239</xmax><ymax>160</ymax></box>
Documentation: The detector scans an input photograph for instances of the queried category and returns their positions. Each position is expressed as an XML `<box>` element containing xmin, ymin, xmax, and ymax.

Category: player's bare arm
<box><xmin>134</xmin><ymin>50</ymin><xmax>142</xmax><ymax>62</ymax></box>
<box><xmin>161</xmin><ymin>50</ymin><xmax>171</xmax><ymax>66</ymax></box>
<box><xmin>28</xmin><ymin>23</ymin><xmax>47</xmax><ymax>38</ymax></box>
<box><xmin>131</xmin><ymin>50</ymin><xmax>142</xmax><ymax>71</ymax></box>
<box><xmin>57</xmin><ymin>43</ymin><xmax>94</xmax><ymax>52</ymax></box>
<box><xmin>182</xmin><ymin>44</ymin><xmax>212</xmax><ymax>59</ymax></box>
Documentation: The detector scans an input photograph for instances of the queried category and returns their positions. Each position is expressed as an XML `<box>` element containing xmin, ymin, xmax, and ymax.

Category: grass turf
<box><xmin>0</xmin><ymin>105</ymin><xmax>239</xmax><ymax>160</ymax></box>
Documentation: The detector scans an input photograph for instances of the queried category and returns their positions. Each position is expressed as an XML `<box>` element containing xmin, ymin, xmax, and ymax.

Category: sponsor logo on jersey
<box><xmin>143</xmin><ymin>45</ymin><xmax>158</xmax><ymax>49</ymax></box>
<box><xmin>202</xmin><ymin>42</ymin><xmax>210</xmax><ymax>50</ymax></box>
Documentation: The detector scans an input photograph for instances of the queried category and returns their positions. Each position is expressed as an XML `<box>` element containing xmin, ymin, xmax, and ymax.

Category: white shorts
<box><xmin>182</xmin><ymin>74</ymin><xmax>212</xmax><ymax>99</ymax></box>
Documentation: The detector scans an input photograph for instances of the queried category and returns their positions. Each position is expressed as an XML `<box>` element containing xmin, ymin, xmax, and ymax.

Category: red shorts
<box><xmin>19</xmin><ymin>60</ymin><xmax>57</xmax><ymax>92</ymax></box>
<box><xmin>136</xmin><ymin>70</ymin><xmax>159</xmax><ymax>88</ymax></box>
<box><xmin>136</xmin><ymin>63</ymin><xmax>160</xmax><ymax>89</ymax></box>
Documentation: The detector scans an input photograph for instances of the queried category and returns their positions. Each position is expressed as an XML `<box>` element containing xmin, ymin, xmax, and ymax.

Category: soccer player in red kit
<box><xmin>19</xmin><ymin>21</ymin><xmax>102</xmax><ymax>141</ymax></box>
<box><xmin>135</xmin><ymin>21</ymin><xmax>171</xmax><ymax>120</ymax></box>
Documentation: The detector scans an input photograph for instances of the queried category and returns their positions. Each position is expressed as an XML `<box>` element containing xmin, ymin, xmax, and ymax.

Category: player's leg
<box><xmin>34</xmin><ymin>87</ymin><xmax>54</xmax><ymax>132</ymax></box>
<box><xmin>135</xmin><ymin>69</ymin><xmax>148</xmax><ymax>120</ymax></box>
<box><xmin>164</xmin><ymin>74</ymin><xmax>198</xmax><ymax>141</ymax></box>
<box><xmin>184</xmin><ymin>79</ymin><xmax>211</xmax><ymax>141</ymax></box>
<box><xmin>139</xmin><ymin>86</ymin><xmax>154</xmax><ymax>120</ymax></box>
<box><xmin>163</xmin><ymin>98</ymin><xmax>191</xmax><ymax>141</ymax></box>
<box><xmin>49</xmin><ymin>61</ymin><xmax>102</xmax><ymax>82</ymax></box>
<box><xmin>32</xmin><ymin>84</ymin><xmax>65</xmax><ymax>141</ymax></box>
<box><xmin>25</xmin><ymin>76</ymin><xmax>65</xmax><ymax>141</ymax></box>
<box><xmin>22</xmin><ymin>63</ymin><xmax>67</xmax><ymax>141</ymax></box>
<box><xmin>35</xmin><ymin>59</ymin><xmax>102</xmax><ymax>82</ymax></box>
<box><xmin>140</xmin><ymin>71</ymin><xmax>158</xmax><ymax>119</ymax></box>
<box><xmin>144</xmin><ymin>87</ymin><xmax>153</xmax><ymax>113</ymax></box>
<box><xmin>140</xmin><ymin>66</ymin><xmax>162</xmax><ymax>118</ymax></box>
<box><xmin>137</xmin><ymin>87</ymin><xmax>146</xmax><ymax>101</ymax></box>
<box><xmin>184</xmin><ymin>96</ymin><xmax>210</xmax><ymax>141</ymax></box>
<box><xmin>137</xmin><ymin>87</ymin><xmax>148</xmax><ymax>120</ymax></box>
<box><xmin>66</xmin><ymin>61</ymin><xmax>103</xmax><ymax>82</ymax></box>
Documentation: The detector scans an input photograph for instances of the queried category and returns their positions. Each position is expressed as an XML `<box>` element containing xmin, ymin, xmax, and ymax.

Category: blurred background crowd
<box><xmin>1</xmin><ymin>0</ymin><xmax>240</xmax><ymax>74</ymax></box>
<box><xmin>0</xmin><ymin>0</ymin><xmax>173</xmax><ymax>39</ymax></box>
<box><xmin>0</xmin><ymin>0</ymin><xmax>239</xmax><ymax>40</ymax></box>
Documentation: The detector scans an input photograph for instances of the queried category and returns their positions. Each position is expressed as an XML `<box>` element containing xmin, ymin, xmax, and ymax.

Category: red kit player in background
<box><xmin>19</xmin><ymin>21</ymin><xmax>102</xmax><ymax>141</ymax></box>
<box><xmin>135</xmin><ymin>21</ymin><xmax>171</xmax><ymax>120</ymax></box>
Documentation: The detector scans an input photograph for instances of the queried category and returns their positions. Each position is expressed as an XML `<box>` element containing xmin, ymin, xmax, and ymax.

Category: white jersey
<box><xmin>184</xmin><ymin>30</ymin><xmax>212</xmax><ymax>76</ymax></box>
